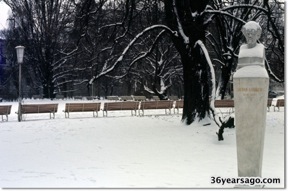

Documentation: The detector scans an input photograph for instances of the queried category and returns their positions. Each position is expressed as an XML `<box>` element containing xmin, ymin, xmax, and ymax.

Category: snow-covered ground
<box><xmin>0</xmin><ymin>98</ymin><xmax>285</xmax><ymax>188</ymax></box>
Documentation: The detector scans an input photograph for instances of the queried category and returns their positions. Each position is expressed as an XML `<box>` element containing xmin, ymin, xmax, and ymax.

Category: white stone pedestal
<box><xmin>233</xmin><ymin>65</ymin><xmax>269</xmax><ymax>177</ymax></box>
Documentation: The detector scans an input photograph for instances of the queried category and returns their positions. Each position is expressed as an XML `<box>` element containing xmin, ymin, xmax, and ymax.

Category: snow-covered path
<box><xmin>0</xmin><ymin>100</ymin><xmax>285</xmax><ymax>188</ymax></box>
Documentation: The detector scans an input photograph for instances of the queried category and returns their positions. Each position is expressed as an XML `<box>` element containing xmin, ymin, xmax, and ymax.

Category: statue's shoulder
<box><xmin>240</xmin><ymin>44</ymin><xmax>248</xmax><ymax>50</ymax></box>
<box><xmin>239</xmin><ymin>43</ymin><xmax>265</xmax><ymax>58</ymax></box>
<box><xmin>256</xmin><ymin>43</ymin><xmax>265</xmax><ymax>48</ymax></box>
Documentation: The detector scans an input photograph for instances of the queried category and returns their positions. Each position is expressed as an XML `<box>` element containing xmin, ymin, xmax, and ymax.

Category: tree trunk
<box><xmin>181</xmin><ymin>45</ymin><xmax>210</xmax><ymax>124</ymax></box>
<box><xmin>220</xmin><ymin>63</ymin><xmax>233</xmax><ymax>100</ymax></box>
<box><xmin>42</xmin><ymin>63</ymin><xmax>55</xmax><ymax>99</ymax></box>
<box><xmin>164</xmin><ymin>0</ymin><xmax>211</xmax><ymax>124</ymax></box>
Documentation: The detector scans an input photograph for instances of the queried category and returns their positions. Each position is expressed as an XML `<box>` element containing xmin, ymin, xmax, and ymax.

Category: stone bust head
<box><xmin>241</xmin><ymin>21</ymin><xmax>262</xmax><ymax>48</ymax></box>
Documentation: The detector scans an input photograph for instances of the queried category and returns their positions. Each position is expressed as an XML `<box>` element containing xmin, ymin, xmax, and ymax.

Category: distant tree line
<box><xmin>0</xmin><ymin>0</ymin><xmax>284</xmax><ymax>125</ymax></box>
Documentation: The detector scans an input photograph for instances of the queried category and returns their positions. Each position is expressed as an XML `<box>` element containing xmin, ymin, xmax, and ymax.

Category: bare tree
<box><xmin>3</xmin><ymin>0</ymin><xmax>76</xmax><ymax>98</ymax></box>
<box><xmin>205</xmin><ymin>0</ymin><xmax>284</xmax><ymax>100</ymax></box>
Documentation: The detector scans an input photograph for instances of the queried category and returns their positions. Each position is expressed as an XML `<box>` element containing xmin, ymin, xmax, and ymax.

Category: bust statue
<box><xmin>234</xmin><ymin>21</ymin><xmax>268</xmax><ymax>78</ymax></box>
<box><xmin>237</xmin><ymin>21</ymin><xmax>265</xmax><ymax>70</ymax></box>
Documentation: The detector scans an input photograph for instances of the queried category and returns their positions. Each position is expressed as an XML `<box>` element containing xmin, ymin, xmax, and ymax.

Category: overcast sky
<box><xmin>0</xmin><ymin>1</ymin><xmax>11</xmax><ymax>30</ymax></box>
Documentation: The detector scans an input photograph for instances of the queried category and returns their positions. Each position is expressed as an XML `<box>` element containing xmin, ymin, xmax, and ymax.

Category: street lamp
<box><xmin>16</xmin><ymin>45</ymin><xmax>25</xmax><ymax>122</ymax></box>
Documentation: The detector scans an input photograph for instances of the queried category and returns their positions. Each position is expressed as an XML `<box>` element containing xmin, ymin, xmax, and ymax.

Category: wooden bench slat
<box><xmin>64</xmin><ymin>103</ymin><xmax>101</xmax><ymax>118</ymax></box>
<box><xmin>0</xmin><ymin>105</ymin><xmax>12</xmax><ymax>121</ymax></box>
<box><xmin>103</xmin><ymin>101</ymin><xmax>139</xmax><ymax>117</ymax></box>
<box><xmin>214</xmin><ymin>100</ymin><xmax>234</xmax><ymax>107</ymax></box>
<box><xmin>139</xmin><ymin>100</ymin><xmax>173</xmax><ymax>115</ymax></box>
<box><xmin>20</xmin><ymin>104</ymin><xmax>58</xmax><ymax>119</ymax></box>
<box><xmin>275</xmin><ymin>99</ymin><xmax>284</xmax><ymax>111</ymax></box>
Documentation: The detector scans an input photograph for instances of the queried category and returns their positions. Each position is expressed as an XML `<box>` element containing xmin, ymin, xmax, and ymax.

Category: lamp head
<box><xmin>15</xmin><ymin>46</ymin><xmax>25</xmax><ymax>63</ymax></box>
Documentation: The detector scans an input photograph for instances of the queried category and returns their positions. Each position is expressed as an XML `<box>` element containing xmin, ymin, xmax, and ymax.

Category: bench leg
<box><xmin>174</xmin><ymin>108</ymin><xmax>180</xmax><ymax>114</ymax></box>
<box><xmin>103</xmin><ymin>111</ymin><xmax>108</xmax><ymax>117</ymax></box>
<box><xmin>51</xmin><ymin>112</ymin><xmax>55</xmax><ymax>119</ymax></box>
<box><xmin>165</xmin><ymin>109</ymin><xmax>171</xmax><ymax>115</ymax></box>
<box><xmin>1</xmin><ymin>115</ymin><xmax>8</xmax><ymax>122</ymax></box>
<box><xmin>138</xmin><ymin>109</ymin><xmax>144</xmax><ymax>116</ymax></box>
<box><xmin>131</xmin><ymin>110</ymin><xmax>136</xmax><ymax>116</ymax></box>
<box><xmin>49</xmin><ymin>112</ymin><xmax>54</xmax><ymax>119</ymax></box>
<box><xmin>93</xmin><ymin>111</ymin><xmax>98</xmax><ymax>117</ymax></box>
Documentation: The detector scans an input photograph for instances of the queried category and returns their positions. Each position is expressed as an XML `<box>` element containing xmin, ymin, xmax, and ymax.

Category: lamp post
<box><xmin>16</xmin><ymin>46</ymin><xmax>25</xmax><ymax>122</ymax></box>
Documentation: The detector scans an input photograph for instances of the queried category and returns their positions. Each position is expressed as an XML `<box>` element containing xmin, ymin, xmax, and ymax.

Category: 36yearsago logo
<box><xmin>211</xmin><ymin>176</ymin><xmax>281</xmax><ymax>186</ymax></box>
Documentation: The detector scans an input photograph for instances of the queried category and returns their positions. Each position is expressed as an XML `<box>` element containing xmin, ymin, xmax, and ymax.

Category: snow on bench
<box><xmin>119</xmin><ymin>96</ymin><xmax>133</xmax><ymax>101</ymax></box>
<box><xmin>133</xmin><ymin>96</ymin><xmax>147</xmax><ymax>101</ymax></box>
<box><xmin>103</xmin><ymin>101</ymin><xmax>139</xmax><ymax>117</ymax></box>
<box><xmin>0</xmin><ymin>105</ymin><xmax>12</xmax><ymax>121</ymax></box>
<box><xmin>107</xmin><ymin>96</ymin><xmax>119</xmax><ymax>101</ymax></box>
<box><xmin>139</xmin><ymin>100</ymin><xmax>174</xmax><ymax>116</ymax></box>
<box><xmin>151</xmin><ymin>96</ymin><xmax>160</xmax><ymax>101</ymax></box>
<box><xmin>20</xmin><ymin>104</ymin><xmax>58</xmax><ymax>119</ymax></box>
<box><xmin>63</xmin><ymin>103</ymin><xmax>101</xmax><ymax>118</ymax></box>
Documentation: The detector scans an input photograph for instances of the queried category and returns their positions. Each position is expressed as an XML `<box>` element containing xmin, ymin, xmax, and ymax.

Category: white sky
<box><xmin>0</xmin><ymin>1</ymin><xmax>11</xmax><ymax>30</ymax></box>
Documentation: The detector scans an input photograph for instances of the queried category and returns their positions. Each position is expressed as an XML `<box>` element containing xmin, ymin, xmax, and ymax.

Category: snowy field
<box><xmin>0</xmin><ymin>98</ymin><xmax>285</xmax><ymax>188</ymax></box>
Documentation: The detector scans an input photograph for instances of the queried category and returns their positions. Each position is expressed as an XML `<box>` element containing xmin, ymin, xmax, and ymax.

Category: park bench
<box><xmin>0</xmin><ymin>105</ymin><xmax>12</xmax><ymax>121</ymax></box>
<box><xmin>267</xmin><ymin>98</ymin><xmax>273</xmax><ymax>111</ymax></box>
<box><xmin>169</xmin><ymin>96</ymin><xmax>179</xmax><ymax>101</ymax></box>
<box><xmin>55</xmin><ymin>95</ymin><xmax>65</xmax><ymax>99</ymax></box>
<box><xmin>133</xmin><ymin>96</ymin><xmax>147</xmax><ymax>101</ymax></box>
<box><xmin>107</xmin><ymin>96</ymin><xmax>119</xmax><ymax>101</ymax></box>
<box><xmin>32</xmin><ymin>95</ymin><xmax>43</xmax><ymax>99</ymax></box>
<box><xmin>63</xmin><ymin>103</ymin><xmax>101</xmax><ymax>118</ymax></box>
<box><xmin>174</xmin><ymin>100</ymin><xmax>235</xmax><ymax>114</ymax></box>
<box><xmin>274</xmin><ymin>99</ymin><xmax>284</xmax><ymax>111</ymax></box>
<box><xmin>174</xmin><ymin>100</ymin><xmax>183</xmax><ymax>114</ymax></box>
<box><xmin>119</xmin><ymin>96</ymin><xmax>133</xmax><ymax>101</ymax></box>
<box><xmin>74</xmin><ymin>96</ymin><xmax>83</xmax><ymax>100</ymax></box>
<box><xmin>151</xmin><ymin>96</ymin><xmax>160</xmax><ymax>101</ymax></box>
<box><xmin>214</xmin><ymin>100</ymin><xmax>234</xmax><ymax>108</ymax></box>
<box><xmin>103</xmin><ymin>101</ymin><xmax>139</xmax><ymax>117</ymax></box>
<box><xmin>20</xmin><ymin>104</ymin><xmax>58</xmax><ymax>119</ymax></box>
<box><xmin>139</xmin><ymin>100</ymin><xmax>174</xmax><ymax>116</ymax></box>
<box><xmin>86</xmin><ymin>96</ymin><xmax>98</xmax><ymax>100</ymax></box>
